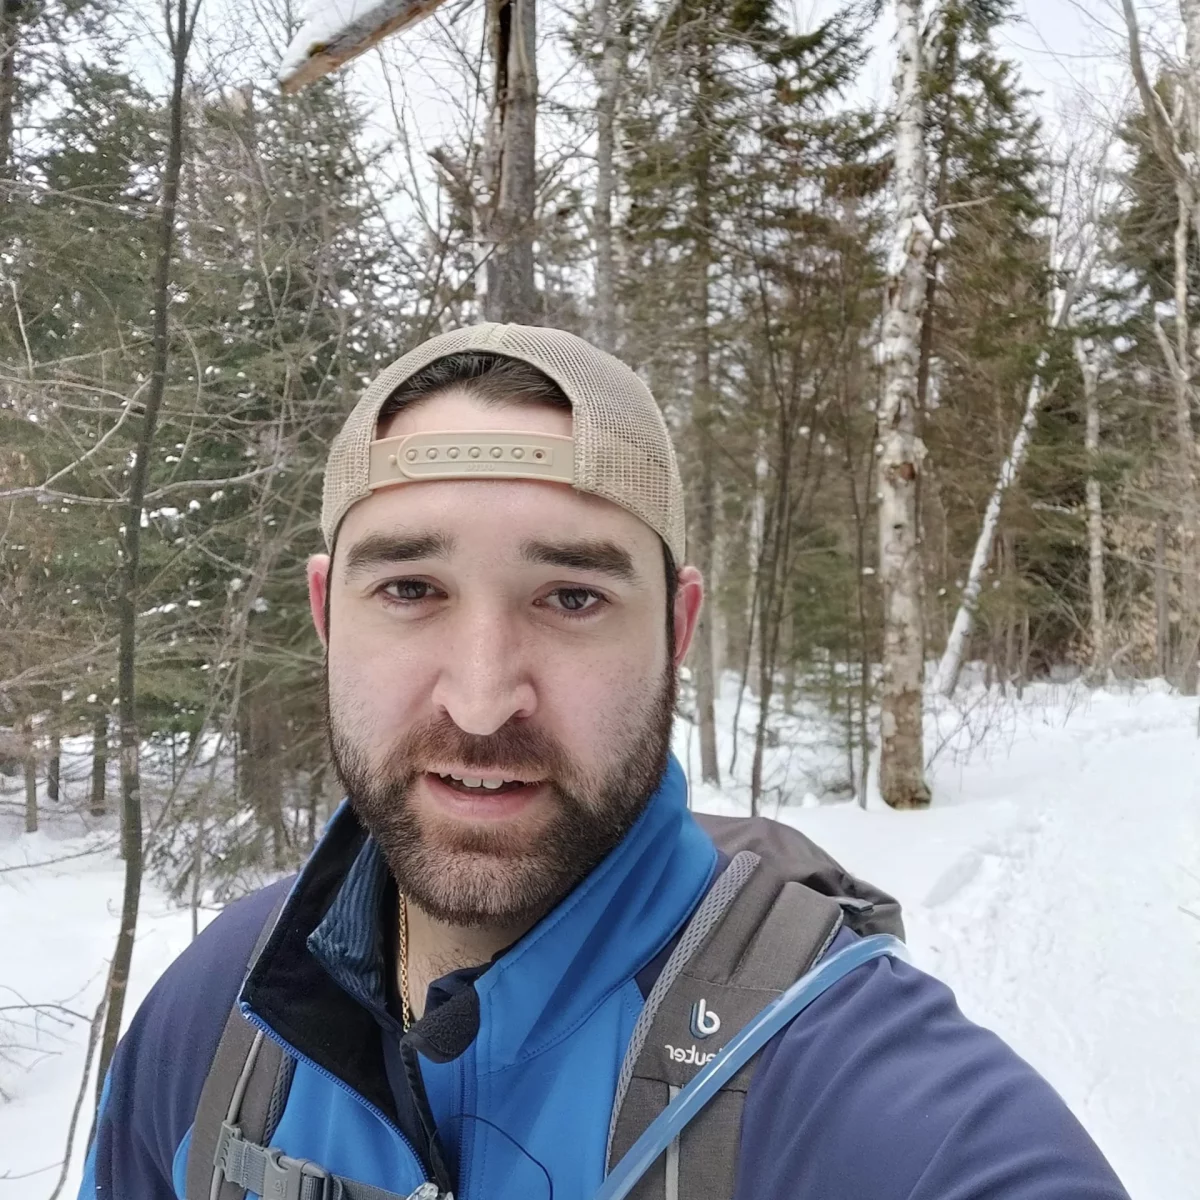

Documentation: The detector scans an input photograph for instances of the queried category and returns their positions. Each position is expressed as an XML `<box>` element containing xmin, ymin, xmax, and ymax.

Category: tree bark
<box><xmin>483</xmin><ymin>0</ymin><xmax>539</xmax><ymax>323</ymax></box>
<box><xmin>1156</xmin><ymin>508</ymin><xmax>1171</xmax><ymax>678</ymax></box>
<box><xmin>241</xmin><ymin>683</ymin><xmax>288</xmax><ymax>869</ymax></box>
<box><xmin>0</xmin><ymin>0</ymin><xmax>17</xmax><ymax>186</ymax></box>
<box><xmin>592</xmin><ymin>0</ymin><xmax>620</xmax><ymax>351</ymax></box>
<box><xmin>89</xmin><ymin>713</ymin><xmax>108</xmax><ymax>818</ymax></box>
<box><xmin>22</xmin><ymin>718</ymin><xmax>37</xmax><ymax>834</ymax></box>
<box><xmin>1075</xmin><ymin>339</ymin><xmax>1107</xmax><ymax>676</ymax></box>
<box><xmin>690</xmin><ymin>38</ymin><xmax>720</xmax><ymax>787</ymax></box>
<box><xmin>96</xmin><ymin>0</ymin><xmax>196</xmax><ymax>1107</ymax></box>
<box><xmin>914</xmin><ymin>20</ymin><xmax>959</xmax><ymax>416</ymax></box>
<box><xmin>48</xmin><ymin>726</ymin><xmax>61</xmax><ymax>804</ymax></box>
<box><xmin>306</xmin><ymin>762</ymin><xmax>327</xmax><ymax>849</ymax></box>
<box><xmin>877</xmin><ymin>0</ymin><xmax>932</xmax><ymax>809</ymax></box>
<box><xmin>1169</xmin><ymin>183</ymin><xmax>1199</xmax><ymax>693</ymax></box>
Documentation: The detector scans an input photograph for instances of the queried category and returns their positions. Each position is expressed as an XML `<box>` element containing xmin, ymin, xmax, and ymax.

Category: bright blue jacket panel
<box><xmin>84</xmin><ymin>751</ymin><xmax>1130</xmax><ymax>1199</ymax></box>
<box><xmin>252</xmin><ymin>754</ymin><xmax>716</xmax><ymax>1200</ymax></box>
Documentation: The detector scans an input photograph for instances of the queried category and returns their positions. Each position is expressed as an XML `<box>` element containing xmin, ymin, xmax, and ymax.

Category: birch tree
<box><xmin>591</xmin><ymin>0</ymin><xmax>622</xmax><ymax>351</ymax></box>
<box><xmin>932</xmin><ymin>131</ymin><xmax>1106</xmax><ymax>697</ymax></box>
<box><xmin>932</xmin><ymin>286</ymin><xmax>1073</xmax><ymax>696</ymax></box>
<box><xmin>1075</xmin><ymin>337</ymin><xmax>1107</xmax><ymax>674</ymax></box>
<box><xmin>877</xmin><ymin>0</ymin><xmax>933</xmax><ymax>808</ymax></box>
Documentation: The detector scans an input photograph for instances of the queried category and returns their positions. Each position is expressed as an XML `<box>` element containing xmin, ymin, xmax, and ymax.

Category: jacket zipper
<box><xmin>239</xmin><ymin>1002</ymin><xmax>431</xmax><ymax>1187</ymax></box>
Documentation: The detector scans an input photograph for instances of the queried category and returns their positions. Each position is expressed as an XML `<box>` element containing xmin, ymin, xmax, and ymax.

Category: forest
<box><xmin>3</xmin><ymin>0</ymin><xmax>1200</xmax><ymax>1117</ymax></box>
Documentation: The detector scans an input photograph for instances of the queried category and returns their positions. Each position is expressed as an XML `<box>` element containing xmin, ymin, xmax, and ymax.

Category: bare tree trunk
<box><xmin>89</xmin><ymin>713</ymin><xmax>108</xmax><ymax>818</ymax></box>
<box><xmin>592</xmin><ymin>0</ymin><xmax>620</xmax><ymax>351</ymax></box>
<box><xmin>96</xmin><ymin>0</ymin><xmax>196</xmax><ymax>1106</ymax></box>
<box><xmin>1170</xmin><ymin>183</ymin><xmax>1200</xmax><ymax>693</ymax></box>
<box><xmin>483</xmin><ymin>0</ymin><xmax>538</xmax><ymax>323</ymax></box>
<box><xmin>241</xmin><ymin>684</ymin><xmax>288</xmax><ymax>869</ymax></box>
<box><xmin>1075</xmin><ymin>339</ymin><xmax>1107</xmax><ymax>676</ymax></box>
<box><xmin>48</xmin><ymin>723</ymin><xmax>61</xmax><ymax>805</ymax></box>
<box><xmin>0</xmin><ymin>0</ymin><xmax>17</xmax><ymax>186</ymax></box>
<box><xmin>1184</xmin><ymin>0</ymin><xmax>1200</xmax><ymax>691</ymax></box>
<box><xmin>1156</xmin><ymin>509</ymin><xmax>1171</xmax><ymax>678</ymax></box>
<box><xmin>22</xmin><ymin>718</ymin><xmax>37</xmax><ymax>833</ymax></box>
<box><xmin>877</xmin><ymin>0</ymin><xmax>932</xmax><ymax>809</ymax></box>
<box><xmin>749</xmin><ymin>469</ymin><xmax>794</xmax><ymax>813</ymax></box>
<box><xmin>688</xmin><ymin>41</ymin><xmax>720</xmax><ymax>786</ymax></box>
<box><xmin>914</xmin><ymin>20</ymin><xmax>959</xmax><ymax>417</ymax></box>
<box><xmin>307</xmin><ymin>762</ymin><xmax>326</xmax><ymax>849</ymax></box>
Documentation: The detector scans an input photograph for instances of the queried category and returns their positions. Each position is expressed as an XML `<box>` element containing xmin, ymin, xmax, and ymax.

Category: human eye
<box><xmin>541</xmin><ymin>586</ymin><xmax>608</xmax><ymax>618</ymax></box>
<box><xmin>377</xmin><ymin>578</ymin><xmax>442</xmax><ymax>607</ymax></box>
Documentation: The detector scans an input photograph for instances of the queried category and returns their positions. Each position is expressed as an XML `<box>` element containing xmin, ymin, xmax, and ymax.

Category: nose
<box><xmin>430</xmin><ymin>601</ymin><xmax>537</xmax><ymax>735</ymax></box>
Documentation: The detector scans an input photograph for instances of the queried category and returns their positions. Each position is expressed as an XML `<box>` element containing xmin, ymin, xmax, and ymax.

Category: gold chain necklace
<box><xmin>398</xmin><ymin>892</ymin><xmax>413</xmax><ymax>1032</ymax></box>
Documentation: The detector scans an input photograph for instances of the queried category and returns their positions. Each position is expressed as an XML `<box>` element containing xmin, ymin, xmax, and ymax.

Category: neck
<box><xmin>401</xmin><ymin>898</ymin><xmax>534</xmax><ymax>1021</ymax></box>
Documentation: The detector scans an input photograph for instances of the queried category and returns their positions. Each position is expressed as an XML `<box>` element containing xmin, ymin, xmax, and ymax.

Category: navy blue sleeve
<box><xmin>737</xmin><ymin>932</ymin><xmax>1130</xmax><ymax>1200</ymax></box>
<box><xmin>84</xmin><ymin>879</ymin><xmax>292</xmax><ymax>1200</ymax></box>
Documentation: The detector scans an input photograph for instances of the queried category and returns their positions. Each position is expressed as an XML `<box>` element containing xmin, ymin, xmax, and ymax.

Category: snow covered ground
<box><xmin>2</xmin><ymin>678</ymin><xmax>1198</xmax><ymax>1198</ymax></box>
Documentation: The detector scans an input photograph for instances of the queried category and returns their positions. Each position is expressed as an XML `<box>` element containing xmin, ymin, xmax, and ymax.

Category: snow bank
<box><xmin>681</xmin><ymin>681</ymin><xmax>1200</xmax><ymax>1199</ymax></box>
<box><xmin>0</xmin><ymin>831</ymin><xmax>212</xmax><ymax>1197</ymax></box>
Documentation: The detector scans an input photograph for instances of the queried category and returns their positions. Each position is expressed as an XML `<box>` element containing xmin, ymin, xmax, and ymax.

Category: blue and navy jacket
<box><xmin>83</xmin><ymin>756</ymin><xmax>1129</xmax><ymax>1200</ymax></box>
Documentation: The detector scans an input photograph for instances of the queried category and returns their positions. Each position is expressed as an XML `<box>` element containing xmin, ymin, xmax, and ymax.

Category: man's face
<box><xmin>308</xmin><ymin>389</ymin><xmax>702</xmax><ymax>928</ymax></box>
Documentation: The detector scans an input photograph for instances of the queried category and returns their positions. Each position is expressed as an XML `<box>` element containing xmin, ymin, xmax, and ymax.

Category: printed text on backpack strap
<box><xmin>606</xmin><ymin>851</ymin><xmax>844</xmax><ymax>1200</ymax></box>
<box><xmin>185</xmin><ymin>888</ymin><xmax>290</xmax><ymax>1200</ymax></box>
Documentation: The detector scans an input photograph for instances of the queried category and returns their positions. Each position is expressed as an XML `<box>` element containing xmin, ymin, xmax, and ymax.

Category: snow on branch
<box><xmin>278</xmin><ymin>0</ymin><xmax>452</xmax><ymax>92</ymax></box>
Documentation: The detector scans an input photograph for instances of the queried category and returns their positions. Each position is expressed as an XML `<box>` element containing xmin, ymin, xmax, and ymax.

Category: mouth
<box><xmin>422</xmin><ymin>770</ymin><xmax>548</xmax><ymax>820</ymax></box>
<box><xmin>429</xmin><ymin>769</ymin><xmax>544</xmax><ymax>795</ymax></box>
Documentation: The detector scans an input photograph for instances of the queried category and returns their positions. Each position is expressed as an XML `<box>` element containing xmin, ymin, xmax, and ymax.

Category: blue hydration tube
<box><xmin>592</xmin><ymin>933</ymin><xmax>909</xmax><ymax>1200</ymax></box>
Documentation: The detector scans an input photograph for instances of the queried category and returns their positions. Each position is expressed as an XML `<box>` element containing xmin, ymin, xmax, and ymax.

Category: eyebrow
<box><xmin>341</xmin><ymin>531</ymin><xmax>456</xmax><ymax>580</ymax></box>
<box><xmin>520</xmin><ymin>538</ymin><xmax>640</xmax><ymax>584</ymax></box>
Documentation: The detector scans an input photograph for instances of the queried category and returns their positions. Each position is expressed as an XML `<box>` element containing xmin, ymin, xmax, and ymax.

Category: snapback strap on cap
<box><xmin>368</xmin><ymin>431</ymin><xmax>575</xmax><ymax>489</ymax></box>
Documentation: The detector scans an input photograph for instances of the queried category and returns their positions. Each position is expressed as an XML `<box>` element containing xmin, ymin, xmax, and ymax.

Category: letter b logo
<box><xmin>689</xmin><ymin>998</ymin><xmax>721</xmax><ymax>1039</ymax></box>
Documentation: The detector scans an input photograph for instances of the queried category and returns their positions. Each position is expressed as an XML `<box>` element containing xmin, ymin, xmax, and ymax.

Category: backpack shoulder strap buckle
<box><xmin>260</xmin><ymin>1148</ymin><xmax>335</xmax><ymax>1200</ymax></box>
<box><xmin>215</xmin><ymin>1119</ymin><xmax>337</xmax><ymax>1200</ymax></box>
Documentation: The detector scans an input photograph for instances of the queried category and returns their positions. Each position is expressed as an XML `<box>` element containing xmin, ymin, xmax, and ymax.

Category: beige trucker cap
<box><xmin>321</xmin><ymin>323</ymin><xmax>686</xmax><ymax>563</ymax></box>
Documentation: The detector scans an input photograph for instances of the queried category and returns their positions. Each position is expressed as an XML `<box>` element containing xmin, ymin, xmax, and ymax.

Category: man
<box><xmin>83</xmin><ymin>324</ymin><xmax>1128</xmax><ymax>1200</ymax></box>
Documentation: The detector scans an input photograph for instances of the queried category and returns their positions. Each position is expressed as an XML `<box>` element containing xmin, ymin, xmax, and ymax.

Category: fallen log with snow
<box><xmin>278</xmin><ymin>0</ymin><xmax>451</xmax><ymax>93</ymax></box>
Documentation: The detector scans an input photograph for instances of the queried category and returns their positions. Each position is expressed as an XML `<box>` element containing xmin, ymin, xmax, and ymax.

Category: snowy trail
<box><xmin>0</xmin><ymin>834</ymin><xmax>202</xmax><ymax>1198</ymax></box>
<box><xmin>914</xmin><ymin>701</ymin><xmax>1200</xmax><ymax>1200</ymax></box>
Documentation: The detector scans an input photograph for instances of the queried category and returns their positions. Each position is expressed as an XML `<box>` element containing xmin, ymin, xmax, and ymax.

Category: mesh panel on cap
<box><xmin>321</xmin><ymin>323</ymin><xmax>686</xmax><ymax>563</ymax></box>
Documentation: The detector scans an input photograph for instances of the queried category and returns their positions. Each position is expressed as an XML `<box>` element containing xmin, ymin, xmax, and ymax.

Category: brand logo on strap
<box><xmin>689</xmin><ymin>998</ymin><xmax>721</xmax><ymax>1039</ymax></box>
<box><xmin>664</xmin><ymin>1042</ymin><xmax>717</xmax><ymax>1066</ymax></box>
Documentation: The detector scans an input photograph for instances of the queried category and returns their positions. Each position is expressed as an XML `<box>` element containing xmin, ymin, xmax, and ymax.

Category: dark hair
<box><xmin>378</xmin><ymin>352</ymin><xmax>572</xmax><ymax>423</ymax></box>
<box><xmin>328</xmin><ymin>351</ymin><xmax>678</xmax><ymax>646</ymax></box>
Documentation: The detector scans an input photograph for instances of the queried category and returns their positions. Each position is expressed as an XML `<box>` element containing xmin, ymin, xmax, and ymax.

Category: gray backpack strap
<box><xmin>186</xmin><ymin>889</ymin><xmax>292</xmax><ymax>1200</ymax></box>
<box><xmin>607</xmin><ymin>844</ymin><xmax>847</xmax><ymax>1200</ymax></box>
<box><xmin>184</xmin><ymin>889</ymin><xmax>435</xmax><ymax>1200</ymax></box>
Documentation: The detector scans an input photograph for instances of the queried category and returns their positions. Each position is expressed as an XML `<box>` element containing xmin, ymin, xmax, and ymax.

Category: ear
<box><xmin>671</xmin><ymin>565</ymin><xmax>704</xmax><ymax>668</ymax></box>
<box><xmin>307</xmin><ymin>553</ymin><xmax>331</xmax><ymax>648</ymax></box>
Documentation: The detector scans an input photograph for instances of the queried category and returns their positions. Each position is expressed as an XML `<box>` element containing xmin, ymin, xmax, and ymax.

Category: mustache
<box><xmin>380</xmin><ymin>712</ymin><xmax>573</xmax><ymax>782</ymax></box>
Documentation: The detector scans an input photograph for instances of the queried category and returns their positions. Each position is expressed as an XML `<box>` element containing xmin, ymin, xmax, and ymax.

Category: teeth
<box><xmin>440</xmin><ymin>773</ymin><xmax>522</xmax><ymax>790</ymax></box>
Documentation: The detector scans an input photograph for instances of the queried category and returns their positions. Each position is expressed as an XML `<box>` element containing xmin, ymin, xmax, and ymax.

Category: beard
<box><xmin>327</xmin><ymin>661</ymin><xmax>677</xmax><ymax>928</ymax></box>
